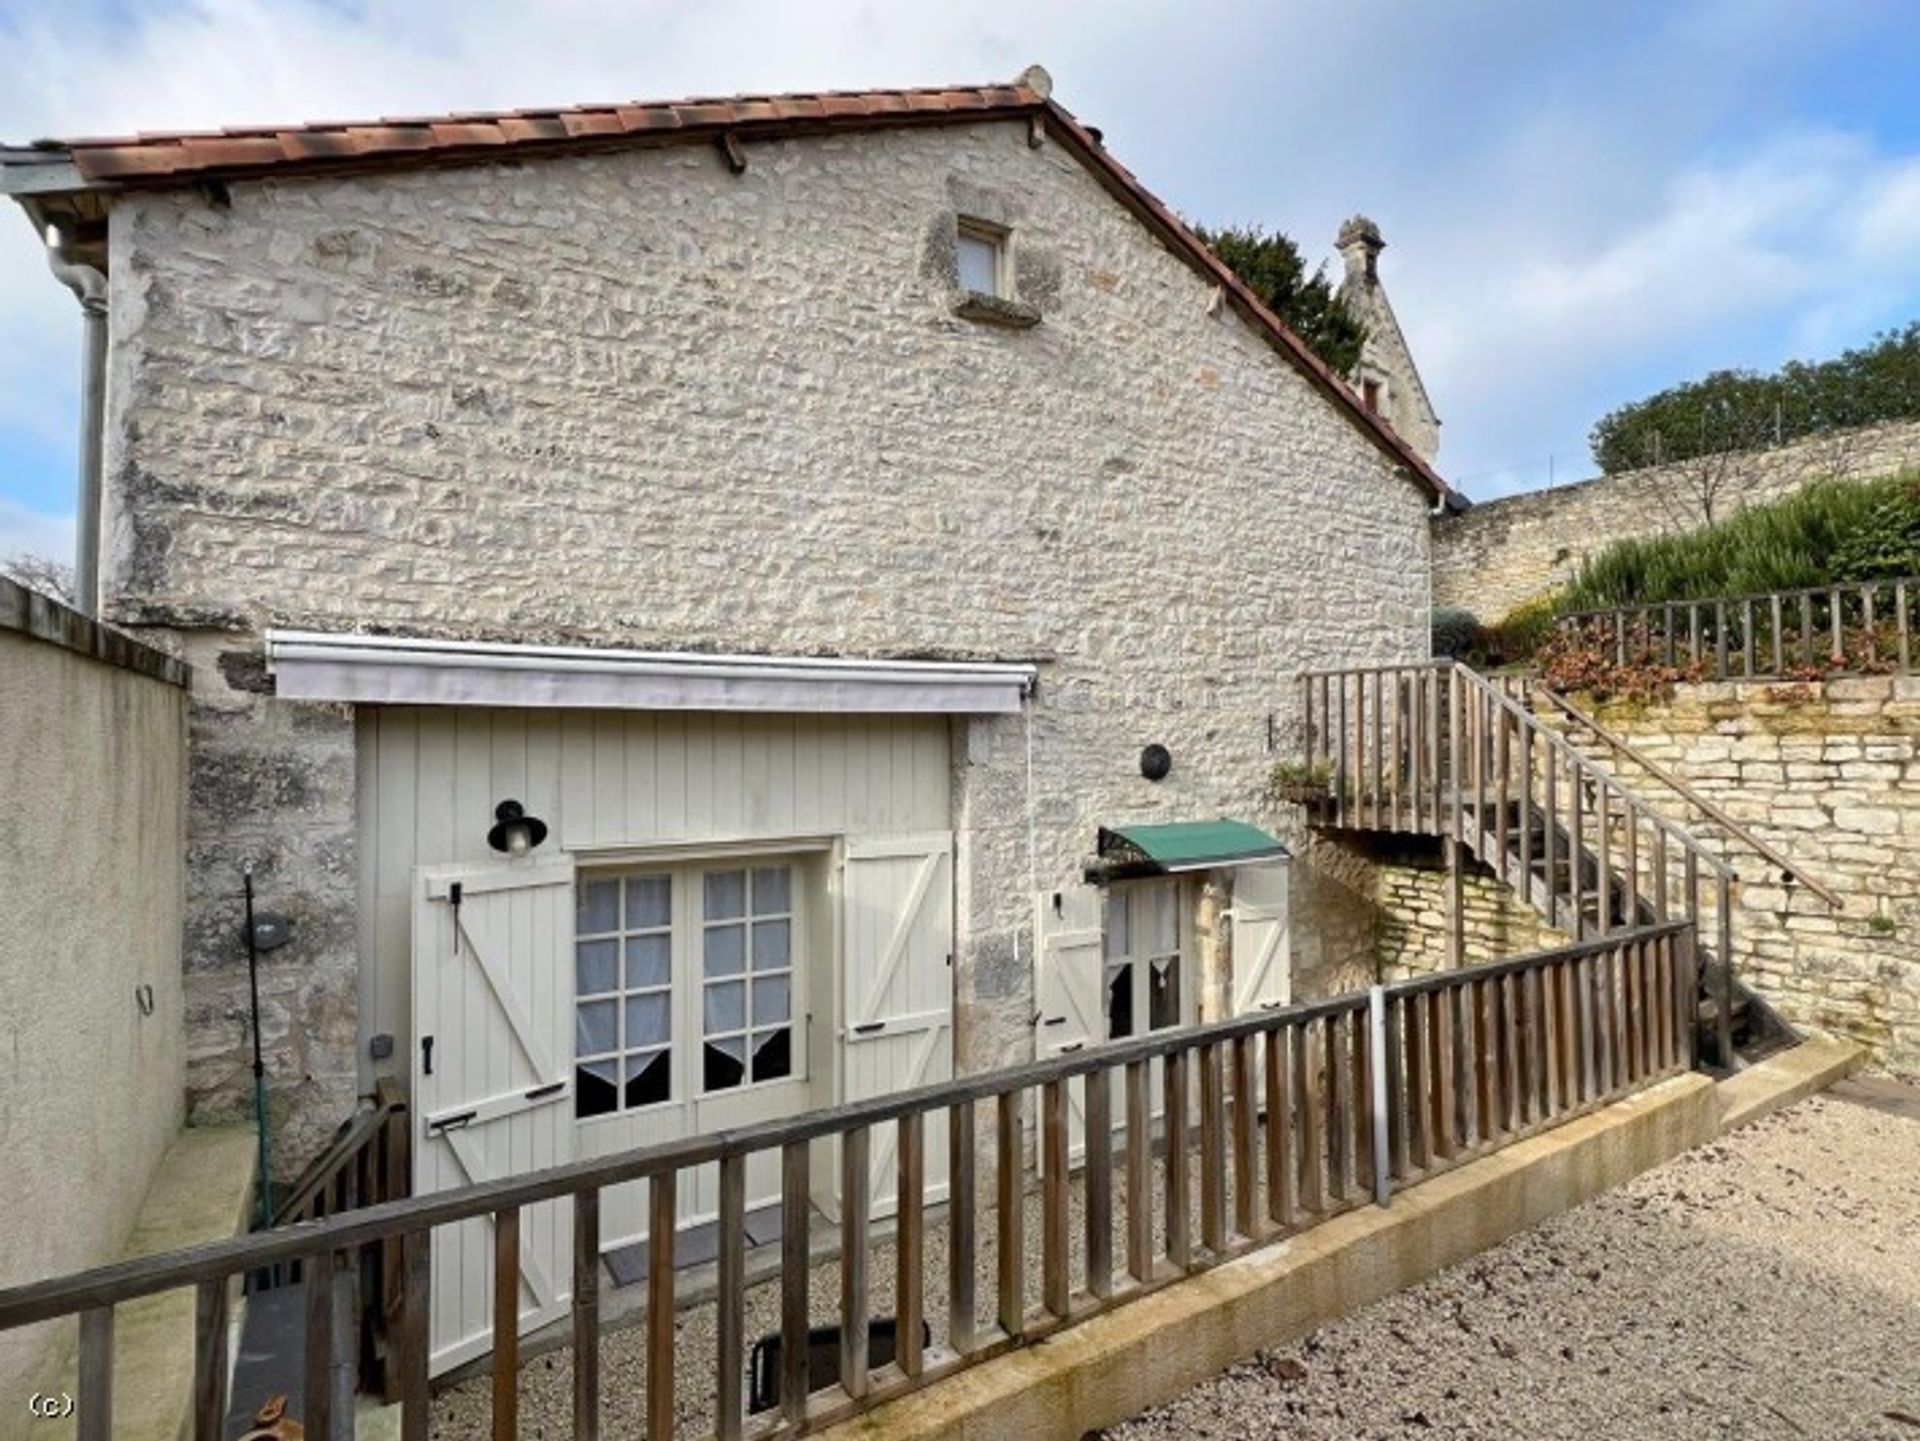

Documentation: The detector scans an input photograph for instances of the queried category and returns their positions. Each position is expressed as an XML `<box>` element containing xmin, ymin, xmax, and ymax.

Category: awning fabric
<box><xmin>263</xmin><ymin>630</ymin><xmax>1036</xmax><ymax>715</ymax></box>
<box><xmin>1095</xmin><ymin>820</ymin><xmax>1290</xmax><ymax>876</ymax></box>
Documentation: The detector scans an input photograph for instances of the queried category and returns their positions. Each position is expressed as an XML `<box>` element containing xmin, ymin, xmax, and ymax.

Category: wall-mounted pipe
<box><xmin>46</xmin><ymin>227</ymin><xmax>107</xmax><ymax>617</ymax></box>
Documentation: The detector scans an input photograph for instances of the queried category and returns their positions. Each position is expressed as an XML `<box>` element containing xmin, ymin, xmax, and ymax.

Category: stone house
<box><xmin>1336</xmin><ymin>215</ymin><xmax>1441</xmax><ymax>466</ymax></box>
<box><xmin>3</xmin><ymin>66</ymin><xmax>1449</xmax><ymax>1369</ymax></box>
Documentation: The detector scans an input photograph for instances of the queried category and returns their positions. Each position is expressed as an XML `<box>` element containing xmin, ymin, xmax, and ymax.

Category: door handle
<box><xmin>430</xmin><ymin>1110</ymin><xmax>475</xmax><ymax>1133</ymax></box>
<box><xmin>422</xmin><ymin>1036</ymin><xmax>435</xmax><ymax>1076</ymax></box>
<box><xmin>525</xmin><ymin>1081</ymin><xmax>565</xmax><ymax>1101</ymax></box>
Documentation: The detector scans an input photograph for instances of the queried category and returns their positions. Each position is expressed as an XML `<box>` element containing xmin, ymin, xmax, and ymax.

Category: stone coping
<box><xmin>0</xmin><ymin>576</ymin><xmax>189</xmax><ymax>686</ymax></box>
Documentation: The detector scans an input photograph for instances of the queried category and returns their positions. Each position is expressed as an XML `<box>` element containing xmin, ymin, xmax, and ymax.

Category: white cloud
<box><xmin>0</xmin><ymin>498</ymin><xmax>74</xmax><ymax>566</ymax></box>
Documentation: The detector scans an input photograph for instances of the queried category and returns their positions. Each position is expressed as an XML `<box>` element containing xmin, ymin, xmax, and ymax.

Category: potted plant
<box><xmin>1270</xmin><ymin>758</ymin><xmax>1333</xmax><ymax>807</ymax></box>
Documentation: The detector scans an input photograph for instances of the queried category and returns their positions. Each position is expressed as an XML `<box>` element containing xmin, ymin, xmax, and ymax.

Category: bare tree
<box><xmin>0</xmin><ymin>552</ymin><xmax>76</xmax><ymax>604</ymax></box>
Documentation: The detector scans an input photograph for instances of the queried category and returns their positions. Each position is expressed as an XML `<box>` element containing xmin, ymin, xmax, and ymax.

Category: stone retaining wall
<box><xmin>1374</xmin><ymin>838</ymin><xmax>1569</xmax><ymax>979</ymax></box>
<box><xmin>1591</xmin><ymin>676</ymin><xmax>1920</xmax><ymax>1076</ymax></box>
<box><xmin>1432</xmin><ymin>420</ymin><xmax>1920</xmax><ymax>621</ymax></box>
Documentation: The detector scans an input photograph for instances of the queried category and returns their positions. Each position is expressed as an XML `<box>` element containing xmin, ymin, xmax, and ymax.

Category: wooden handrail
<box><xmin>1523</xmin><ymin>681</ymin><xmax>1843</xmax><ymax>909</ymax></box>
<box><xmin>1558</xmin><ymin>572</ymin><xmax>1920</xmax><ymax>624</ymax></box>
<box><xmin>0</xmin><ymin>925</ymin><xmax>1695</xmax><ymax>1441</ymax></box>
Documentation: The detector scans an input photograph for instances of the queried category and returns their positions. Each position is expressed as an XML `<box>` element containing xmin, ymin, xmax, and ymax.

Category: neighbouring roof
<box><xmin>1096</xmin><ymin>820</ymin><xmax>1290</xmax><ymax>875</ymax></box>
<box><xmin>1</xmin><ymin>65</ymin><xmax>1451</xmax><ymax>502</ymax></box>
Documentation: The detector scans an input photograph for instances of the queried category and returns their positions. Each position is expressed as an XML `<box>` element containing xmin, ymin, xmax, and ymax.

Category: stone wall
<box><xmin>1432</xmin><ymin>419</ymin><xmax>1920</xmax><ymax>621</ymax></box>
<box><xmin>1373</xmin><ymin>837</ymin><xmax>1569</xmax><ymax>980</ymax></box>
<box><xmin>1590</xmin><ymin>677</ymin><xmax>1920</xmax><ymax>1077</ymax></box>
<box><xmin>98</xmin><ymin>118</ymin><xmax>1433</xmax><ymax>1167</ymax></box>
<box><xmin>0</xmin><ymin>579</ymin><xmax>189</xmax><ymax>1405</ymax></box>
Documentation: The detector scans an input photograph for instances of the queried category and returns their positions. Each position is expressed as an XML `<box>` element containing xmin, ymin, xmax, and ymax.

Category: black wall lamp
<box><xmin>487</xmin><ymin>799</ymin><xmax>550</xmax><ymax>856</ymax></box>
<box><xmin>1140</xmin><ymin>744</ymin><xmax>1172</xmax><ymax>782</ymax></box>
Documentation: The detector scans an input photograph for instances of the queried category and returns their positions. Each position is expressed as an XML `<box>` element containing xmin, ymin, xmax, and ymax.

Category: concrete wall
<box><xmin>97</xmin><ymin>119</ymin><xmax>1433</xmax><ymax>1166</ymax></box>
<box><xmin>1432</xmin><ymin>419</ymin><xmax>1920</xmax><ymax>621</ymax></box>
<box><xmin>0</xmin><ymin>579</ymin><xmax>189</xmax><ymax>1406</ymax></box>
<box><xmin>1589</xmin><ymin>677</ymin><xmax>1920</xmax><ymax>1077</ymax></box>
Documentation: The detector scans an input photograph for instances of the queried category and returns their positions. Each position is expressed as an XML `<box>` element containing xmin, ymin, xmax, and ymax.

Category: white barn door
<box><xmin>841</xmin><ymin>834</ymin><xmax>953</xmax><ymax>1213</ymax></box>
<box><xmin>1230</xmin><ymin>862</ymin><xmax>1292</xmax><ymax>1014</ymax></box>
<box><xmin>1034</xmin><ymin>884</ymin><xmax>1104</xmax><ymax>1170</ymax></box>
<box><xmin>412</xmin><ymin>857</ymin><xmax>577</xmax><ymax>1375</ymax></box>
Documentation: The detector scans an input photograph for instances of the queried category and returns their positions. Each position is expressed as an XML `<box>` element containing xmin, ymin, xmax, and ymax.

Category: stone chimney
<box><xmin>1336</xmin><ymin>215</ymin><xmax>1385</xmax><ymax>288</ymax></box>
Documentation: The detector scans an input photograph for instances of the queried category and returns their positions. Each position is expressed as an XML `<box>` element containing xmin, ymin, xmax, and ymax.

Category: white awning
<box><xmin>264</xmin><ymin>630</ymin><xmax>1037</xmax><ymax>714</ymax></box>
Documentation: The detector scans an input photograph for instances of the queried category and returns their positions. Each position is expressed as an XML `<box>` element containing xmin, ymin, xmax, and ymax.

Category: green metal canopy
<box><xmin>1095</xmin><ymin>819</ymin><xmax>1290</xmax><ymax>876</ymax></box>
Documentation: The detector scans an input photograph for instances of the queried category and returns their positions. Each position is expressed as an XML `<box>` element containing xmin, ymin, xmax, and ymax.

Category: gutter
<box><xmin>45</xmin><ymin>223</ymin><xmax>106</xmax><ymax>617</ymax></box>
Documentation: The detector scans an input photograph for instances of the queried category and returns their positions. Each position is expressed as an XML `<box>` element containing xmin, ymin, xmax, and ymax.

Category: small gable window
<box><xmin>956</xmin><ymin>219</ymin><xmax>1008</xmax><ymax>298</ymax></box>
<box><xmin>1362</xmin><ymin>377</ymin><xmax>1383</xmax><ymax>414</ymax></box>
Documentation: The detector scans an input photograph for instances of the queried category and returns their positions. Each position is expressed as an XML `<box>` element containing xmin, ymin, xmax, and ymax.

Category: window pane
<box><xmin>578</xmin><ymin>878</ymin><xmax>620</xmax><ymax>935</ymax></box>
<box><xmin>625</xmin><ymin>993</ymin><xmax>670</xmax><ymax>1047</ymax></box>
<box><xmin>1146</xmin><ymin>885</ymin><xmax>1178</xmax><ymax>954</ymax></box>
<box><xmin>753</xmin><ymin>866</ymin><xmax>792</xmax><ymax>915</ymax></box>
<box><xmin>1104</xmin><ymin>894</ymin><xmax>1130</xmax><ymax>960</ymax></box>
<box><xmin>625</xmin><ymin>1049</ymin><xmax>671</xmax><ymax>1108</ymax></box>
<box><xmin>704</xmin><ymin>870</ymin><xmax>747</xmax><ymax>921</ymax></box>
<box><xmin>575</xmin><ymin>939</ymin><xmax>618</xmax><ymax>997</ymax></box>
<box><xmin>576</xmin><ymin>999</ymin><xmax>617</xmax><ymax>1056</ymax></box>
<box><xmin>1107</xmin><ymin>962</ymin><xmax>1134</xmax><ymax>1040</ymax></box>
<box><xmin>752</xmin><ymin>1028</ymin><xmax>792</xmax><ymax>1083</ymax></box>
<box><xmin>754</xmin><ymin>973</ymin><xmax>791</xmax><ymax>1026</ymax></box>
<box><xmin>957</xmin><ymin>231</ymin><xmax>999</xmax><ymax>294</ymax></box>
<box><xmin>1149</xmin><ymin>955</ymin><xmax>1180</xmax><ymax>1031</ymax></box>
<box><xmin>625</xmin><ymin>933</ymin><xmax>670</xmax><ymax>989</ymax></box>
<box><xmin>751</xmin><ymin>918</ymin><xmax>790</xmax><ymax>972</ymax></box>
<box><xmin>576</xmin><ymin>1059</ymin><xmax>619</xmax><ymax>1119</ymax></box>
<box><xmin>704</xmin><ymin>923</ymin><xmax>746</xmax><ymax>977</ymax></box>
<box><xmin>705</xmin><ymin>980</ymin><xmax>746</xmax><ymax>1034</ymax></box>
<box><xmin>705</xmin><ymin>1036</ymin><xmax>747</xmax><ymax>1091</ymax></box>
<box><xmin>626</xmin><ymin>874</ymin><xmax>671</xmax><ymax>929</ymax></box>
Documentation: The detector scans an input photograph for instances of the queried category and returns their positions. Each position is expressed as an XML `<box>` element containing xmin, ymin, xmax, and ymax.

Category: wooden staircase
<box><xmin>1297</xmin><ymin>660</ymin><xmax>1793</xmax><ymax>1069</ymax></box>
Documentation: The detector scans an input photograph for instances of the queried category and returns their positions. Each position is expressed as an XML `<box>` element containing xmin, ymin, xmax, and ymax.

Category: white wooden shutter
<box><xmin>1034</xmin><ymin>883</ymin><xmax>1105</xmax><ymax>1168</ymax></box>
<box><xmin>841</xmin><ymin>834</ymin><xmax>953</xmax><ymax>1212</ymax></box>
<box><xmin>1230</xmin><ymin>861</ymin><xmax>1292</xmax><ymax>1014</ymax></box>
<box><xmin>412</xmin><ymin>855</ymin><xmax>577</xmax><ymax>1375</ymax></box>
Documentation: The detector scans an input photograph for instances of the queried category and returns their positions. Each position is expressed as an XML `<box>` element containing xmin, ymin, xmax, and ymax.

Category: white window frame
<box><xmin>1103</xmin><ymin>878</ymin><xmax>1192</xmax><ymax>1041</ymax></box>
<box><xmin>696</xmin><ymin>863</ymin><xmax>799</xmax><ymax>1096</ymax></box>
<box><xmin>574</xmin><ymin>856</ymin><xmax>811</xmax><ymax>1125</ymax></box>
<box><xmin>956</xmin><ymin>217</ymin><xmax>1010</xmax><ymax>299</ymax></box>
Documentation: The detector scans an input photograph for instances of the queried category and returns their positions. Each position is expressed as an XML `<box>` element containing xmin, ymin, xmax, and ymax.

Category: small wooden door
<box><xmin>1034</xmin><ymin>884</ymin><xmax>1104</xmax><ymax>1166</ymax></box>
<box><xmin>840</xmin><ymin>834</ymin><xmax>954</xmax><ymax>1212</ymax></box>
<box><xmin>412</xmin><ymin>856</ymin><xmax>577</xmax><ymax>1375</ymax></box>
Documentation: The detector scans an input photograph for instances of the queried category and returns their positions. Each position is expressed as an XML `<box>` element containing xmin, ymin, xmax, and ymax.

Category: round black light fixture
<box><xmin>1139</xmin><ymin>744</ymin><xmax>1173</xmax><ymax>782</ymax></box>
<box><xmin>248</xmin><ymin>914</ymin><xmax>296</xmax><ymax>953</ymax></box>
<box><xmin>487</xmin><ymin>799</ymin><xmax>550</xmax><ymax>856</ymax></box>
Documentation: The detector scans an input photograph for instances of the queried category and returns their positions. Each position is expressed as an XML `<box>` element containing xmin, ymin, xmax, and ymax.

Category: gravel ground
<box><xmin>1111</xmin><ymin>1093</ymin><xmax>1920</xmax><ymax>1441</ymax></box>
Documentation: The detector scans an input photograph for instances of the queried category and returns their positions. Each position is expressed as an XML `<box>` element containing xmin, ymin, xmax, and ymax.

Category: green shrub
<box><xmin>1430</xmin><ymin>606</ymin><xmax>1481</xmax><ymax>658</ymax></box>
<box><xmin>1559</xmin><ymin>472</ymin><xmax>1920</xmax><ymax>613</ymax></box>
<box><xmin>1474</xmin><ymin>594</ymin><xmax>1562</xmax><ymax>667</ymax></box>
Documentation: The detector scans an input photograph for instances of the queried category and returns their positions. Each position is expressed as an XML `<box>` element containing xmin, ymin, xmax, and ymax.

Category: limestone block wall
<box><xmin>97</xmin><ymin>118</ymin><xmax>1433</xmax><ymax>1167</ymax></box>
<box><xmin>1592</xmin><ymin>678</ymin><xmax>1920</xmax><ymax>1077</ymax></box>
<box><xmin>0</xmin><ymin>580</ymin><xmax>189</xmax><ymax>1406</ymax></box>
<box><xmin>1432</xmin><ymin>419</ymin><xmax>1920</xmax><ymax>621</ymax></box>
<box><xmin>1371</xmin><ymin>837</ymin><xmax>1569</xmax><ymax>981</ymax></box>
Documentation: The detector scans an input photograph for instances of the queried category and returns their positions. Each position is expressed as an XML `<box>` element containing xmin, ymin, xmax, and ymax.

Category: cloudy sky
<box><xmin>5</xmin><ymin>0</ymin><xmax>1920</xmax><ymax>563</ymax></box>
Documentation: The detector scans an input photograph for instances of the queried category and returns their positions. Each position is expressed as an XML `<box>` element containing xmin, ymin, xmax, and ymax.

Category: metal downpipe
<box><xmin>46</xmin><ymin>228</ymin><xmax>107</xmax><ymax>617</ymax></box>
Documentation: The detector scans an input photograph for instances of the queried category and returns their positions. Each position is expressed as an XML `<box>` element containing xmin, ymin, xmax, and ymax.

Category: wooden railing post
<box><xmin>648</xmin><ymin>1174</ymin><xmax>678</xmax><ymax>1436</ymax></box>
<box><xmin>399</xmin><ymin>1231</ymin><xmax>430</xmax><ymax>1441</ymax></box>
<box><xmin>1085</xmin><ymin>1067</ymin><xmax>1114</xmax><ymax>1298</ymax></box>
<box><xmin>1164</xmin><ymin>1048</ymin><xmax>1192</xmax><ymax>1269</ymax></box>
<box><xmin>779</xmin><ymin>1143</ymin><xmax>810</xmax><ymax>1424</ymax></box>
<box><xmin>193</xmin><ymin>1278</ymin><xmax>228</xmax><ymax>1441</ymax></box>
<box><xmin>493</xmin><ymin>1209</ymin><xmax>520</xmax><ymax>1441</ymax></box>
<box><xmin>839</xmin><ymin>1131</ymin><xmax>870</xmax><ymax>1402</ymax></box>
<box><xmin>717</xmin><ymin>1154</ymin><xmax>747</xmax><ymax>1439</ymax></box>
<box><xmin>1368</xmin><ymin>987</ymin><xmax>1391</xmax><ymax>1207</ymax></box>
<box><xmin>996</xmin><ymin>1090</ymin><xmax>1025</xmax><ymax>1337</ymax></box>
<box><xmin>895</xmin><ymin>1113</ymin><xmax>925</xmax><ymax>1378</ymax></box>
<box><xmin>77</xmin><ymin>1305</ymin><xmax>113</xmax><ymax>1441</ymax></box>
<box><xmin>1041</xmin><ymin>1081</ymin><xmax>1070</xmax><ymax>1318</ymax></box>
<box><xmin>948</xmin><ymin>1102</ymin><xmax>977</xmax><ymax>1354</ymax></box>
<box><xmin>573</xmin><ymin>1191</ymin><xmax>601</xmax><ymax>1441</ymax></box>
<box><xmin>1198</xmin><ymin>1042</ymin><xmax>1228</xmax><ymax>1254</ymax></box>
<box><xmin>1264</xmin><ymin>1026</ymin><xmax>1295</xmax><ymax>1228</ymax></box>
<box><xmin>1124</xmin><ymin>1061</ymin><xmax>1153</xmax><ymax>1283</ymax></box>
